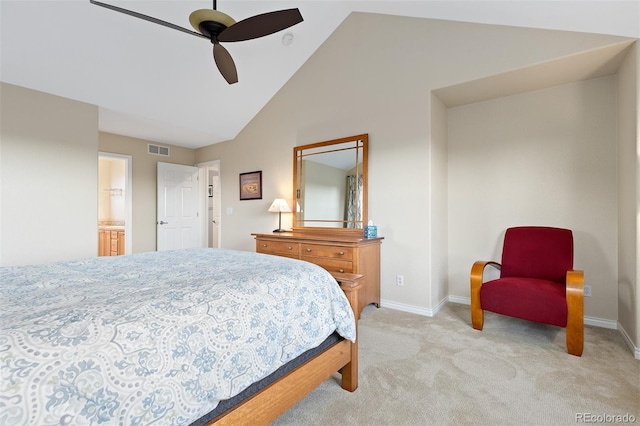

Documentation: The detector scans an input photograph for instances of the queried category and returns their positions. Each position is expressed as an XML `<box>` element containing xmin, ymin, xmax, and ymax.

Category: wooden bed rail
<box><xmin>211</xmin><ymin>339</ymin><xmax>355</xmax><ymax>425</ymax></box>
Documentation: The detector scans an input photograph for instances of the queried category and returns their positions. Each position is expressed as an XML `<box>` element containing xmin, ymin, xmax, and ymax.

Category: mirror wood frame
<box><xmin>292</xmin><ymin>134</ymin><xmax>368</xmax><ymax>235</ymax></box>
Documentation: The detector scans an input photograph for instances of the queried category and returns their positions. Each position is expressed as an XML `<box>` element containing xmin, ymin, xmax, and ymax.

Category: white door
<box><xmin>157</xmin><ymin>162</ymin><xmax>202</xmax><ymax>251</ymax></box>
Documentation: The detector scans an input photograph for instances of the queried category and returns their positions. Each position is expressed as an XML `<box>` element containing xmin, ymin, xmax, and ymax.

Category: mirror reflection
<box><xmin>294</xmin><ymin>134</ymin><xmax>368</xmax><ymax>231</ymax></box>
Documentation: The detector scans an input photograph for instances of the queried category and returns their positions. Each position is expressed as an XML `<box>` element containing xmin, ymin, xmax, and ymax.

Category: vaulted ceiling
<box><xmin>1</xmin><ymin>1</ymin><xmax>638</xmax><ymax>148</ymax></box>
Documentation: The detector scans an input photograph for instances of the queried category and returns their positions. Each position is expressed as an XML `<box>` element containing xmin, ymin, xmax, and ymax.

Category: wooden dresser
<box><xmin>252</xmin><ymin>232</ymin><xmax>382</xmax><ymax>317</ymax></box>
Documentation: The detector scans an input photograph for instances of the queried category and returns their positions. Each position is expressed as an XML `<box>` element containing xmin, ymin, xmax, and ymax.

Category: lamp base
<box><xmin>273</xmin><ymin>228</ymin><xmax>288</xmax><ymax>233</ymax></box>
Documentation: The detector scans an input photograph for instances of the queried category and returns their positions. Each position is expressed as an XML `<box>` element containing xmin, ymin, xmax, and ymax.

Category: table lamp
<box><xmin>268</xmin><ymin>198</ymin><xmax>292</xmax><ymax>232</ymax></box>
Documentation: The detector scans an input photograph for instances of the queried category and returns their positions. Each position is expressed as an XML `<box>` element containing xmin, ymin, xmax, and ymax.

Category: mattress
<box><xmin>0</xmin><ymin>248</ymin><xmax>356</xmax><ymax>425</ymax></box>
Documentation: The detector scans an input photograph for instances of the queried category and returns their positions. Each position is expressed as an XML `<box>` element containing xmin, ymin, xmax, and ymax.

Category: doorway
<box><xmin>98</xmin><ymin>152</ymin><xmax>132</xmax><ymax>255</ymax></box>
<box><xmin>199</xmin><ymin>160</ymin><xmax>221</xmax><ymax>248</ymax></box>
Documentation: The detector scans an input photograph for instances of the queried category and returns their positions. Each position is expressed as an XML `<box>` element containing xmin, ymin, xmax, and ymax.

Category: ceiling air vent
<box><xmin>148</xmin><ymin>144</ymin><xmax>170</xmax><ymax>157</ymax></box>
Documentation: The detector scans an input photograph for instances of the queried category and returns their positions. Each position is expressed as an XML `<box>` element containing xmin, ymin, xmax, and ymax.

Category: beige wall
<box><xmin>98</xmin><ymin>132</ymin><xmax>196</xmax><ymax>253</ymax></box>
<box><xmin>447</xmin><ymin>76</ymin><xmax>618</xmax><ymax>321</ymax></box>
<box><xmin>0</xmin><ymin>83</ymin><xmax>98</xmax><ymax>266</ymax></box>
<box><xmin>0</xmin><ymin>84</ymin><xmax>198</xmax><ymax>263</ymax></box>
<box><xmin>617</xmin><ymin>42</ymin><xmax>639</xmax><ymax>354</ymax></box>
<box><xmin>429</xmin><ymin>93</ymin><xmax>450</xmax><ymax>312</ymax></box>
<box><xmin>195</xmin><ymin>13</ymin><xmax>633</xmax><ymax>317</ymax></box>
<box><xmin>1</xmin><ymin>13</ymin><xmax>637</xmax><ymax>353</ymax></box>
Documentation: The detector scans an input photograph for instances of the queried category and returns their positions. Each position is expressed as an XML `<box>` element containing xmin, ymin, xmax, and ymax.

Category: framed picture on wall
<box><xmin>239</xmin><ymin>171</ymin><xmax>262</xmax><ymax>200</ymax></box>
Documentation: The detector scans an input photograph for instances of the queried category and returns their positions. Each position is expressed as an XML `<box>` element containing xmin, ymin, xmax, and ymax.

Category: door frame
<box><xmin>197</xmin><ymin>160</ymin><xmax>221</xmax><ymax>248</ymax></box>
<box><xmin>98</xmin><ymin>152</ymin><xmax>132</xmax><ymax>255</ymax></box>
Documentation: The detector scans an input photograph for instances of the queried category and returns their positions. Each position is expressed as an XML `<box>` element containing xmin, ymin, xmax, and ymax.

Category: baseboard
<box><xmin>618</xmin><ymin>323</ymin><xmax>640</xmax><ymax>360</ymax></box>
<box><xmin>379</xmin><ymin>299</ymin><xmax>437</xmax><ymax>317</ymax></box>
<box><xmin>447</xmin><ymin>295</ymin><xmax>471</xmax><ymax>306</ymax></box>
<box><xmin>584</xmin><ymin>316</ymin><xmax>617</xmax><ymax>329</ymax></box>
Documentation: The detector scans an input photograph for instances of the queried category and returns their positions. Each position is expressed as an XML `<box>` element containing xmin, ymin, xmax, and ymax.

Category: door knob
<box><xmin>158</xmin><ymin>221</ymin><xmax>168</xmax><ymax>225</ymax></box>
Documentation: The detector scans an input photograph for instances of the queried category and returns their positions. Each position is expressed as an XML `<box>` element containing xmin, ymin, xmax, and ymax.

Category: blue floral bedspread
<box><xmin>0</xmin><ymin>248</ymin><xmax>356</xmax><ymax>425</ymax></box>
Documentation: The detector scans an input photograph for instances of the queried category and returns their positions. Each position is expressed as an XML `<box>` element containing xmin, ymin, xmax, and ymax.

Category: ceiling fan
<box><xmin>89</xmin><ymin>0</ymin><xmax>303</xmax><ymax>84</ymax></box>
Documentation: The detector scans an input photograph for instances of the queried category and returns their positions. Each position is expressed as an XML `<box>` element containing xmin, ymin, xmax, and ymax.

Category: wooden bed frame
<box><xmin>209</xmin><ymin>276</ymin><xmax>362</xmax><ymax>425</ymax></box>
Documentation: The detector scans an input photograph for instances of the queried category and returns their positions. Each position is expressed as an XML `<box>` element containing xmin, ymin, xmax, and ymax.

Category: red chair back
<box><xmin>500</xmin><ymin>226</ymin><xmax>573</xmax><ymax>283</ymax></box>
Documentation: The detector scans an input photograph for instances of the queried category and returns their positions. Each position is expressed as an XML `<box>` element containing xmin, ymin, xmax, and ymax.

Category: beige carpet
<box><xmin>273</xmin><ymin>303</ymin><xmax>639</xmax><ymax>425</ymax></box>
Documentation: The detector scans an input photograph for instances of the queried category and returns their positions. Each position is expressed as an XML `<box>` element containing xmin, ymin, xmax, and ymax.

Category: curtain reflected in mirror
<box><xmin>345</xmin><ymin>174</ymin><xmax>363</xmax><ymax>228</ymax></box>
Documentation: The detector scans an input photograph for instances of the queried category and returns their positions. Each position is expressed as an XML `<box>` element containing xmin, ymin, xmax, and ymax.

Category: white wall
<box><xmin>196</xmin><ymin>14</ymin><xmax>631</xmax><ymax>316</ymax></box>
<box><xmin>98</xmin><ymin>157</ymin><xmax>112</xmax><ymax>221</ymax></box>
<box><xmin>447</xmin><ymin>76</ymin><xmax>619</xmax><ymax>321</ymax></box>
<box><xmin>429</xmin><ymin>93</ymin><xmax>449</xmax><ymax>313</ymax></box>
<box><xmin>99</xmin><ymin>132</ymin><xmax>196</xmax><ymax>253</ymax></box>
<box><xmin>616</xmin><ymin>42</ymin><xmax>639</xmax><ymax>353</ymax></box>
<box><xmin>0</xmin><ymin>83</ymin><xmax>98</xmax><ymax>266</ymax></box>
<box><xmin>1</xmin><ymin>12</ymin><xmax>637</xmax><ymax>352</ymax></box>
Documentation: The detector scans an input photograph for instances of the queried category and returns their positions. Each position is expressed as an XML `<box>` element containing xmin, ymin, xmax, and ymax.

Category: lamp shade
<box><xmin>268</xmin><ymin>198</ymin><xmax>292</xmax><ymax>213</ymax></box>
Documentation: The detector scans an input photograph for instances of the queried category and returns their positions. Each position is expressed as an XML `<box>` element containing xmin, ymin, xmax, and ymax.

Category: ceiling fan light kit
<box><xmin>189</xmin><ymin>9</ymin><xmax>236</xmax><ymax>32</ymax></box>
<box><xmin>89</xmin><ymin>0</ymin><xmax>303</xmax><ymax>85</ymax></box>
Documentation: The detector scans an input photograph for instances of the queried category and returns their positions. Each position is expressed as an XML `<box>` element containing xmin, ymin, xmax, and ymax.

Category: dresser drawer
<box><xmin>300</xmin><ymin>244</ymin><xmax>353</xmax><ymax>260</ymax></box>
<box><xmin>256</xmin><ymin>240</ymin><xmax>300</xmax><ymax>257</ymax></box>
<box><xmin>303</xmin><ymin>256</ymin><xmax>353</xmax><ymax>274</ymax></box>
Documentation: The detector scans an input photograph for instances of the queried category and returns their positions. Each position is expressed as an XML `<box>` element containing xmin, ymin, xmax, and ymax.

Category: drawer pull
<box><xmin>339</xmin><ymin>269</ymin><xmax>344</xmax><ymax>273</ymax></box>
<box><xmin>306</xmin><ymin>248</ymin><xmax>312</xmax><ymax>252</ymax></box>
<box><xmin>262</xmin><ymin>244</ymin><xmax>267</xmax><ymax>247</ymax></box>
<box><xmin>288</xmin><ymin>246</ymin><xmax>292</xmax><ymax>250</ymax></box>
<box><xmin>338</xmin><ymin>251</ymin><xmax>344</xmax><ymax>255</ymax></box>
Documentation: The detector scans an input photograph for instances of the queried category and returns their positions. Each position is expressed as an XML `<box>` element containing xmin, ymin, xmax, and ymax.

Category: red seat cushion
<box><xmin>480</xmin><ymin>277</ymin><xmax>568</xmax><ymax>327</ymax></box>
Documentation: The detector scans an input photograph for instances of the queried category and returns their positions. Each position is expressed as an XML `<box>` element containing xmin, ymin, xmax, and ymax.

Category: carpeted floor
<box><xmin>273</xmin><ymin>303</ymin><xmax>639</xmax><ymax>425</ymax></box>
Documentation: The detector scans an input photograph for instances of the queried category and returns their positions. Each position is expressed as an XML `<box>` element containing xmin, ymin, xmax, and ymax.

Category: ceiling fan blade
<box><xmin>90</xmin><ymin>0</ymin><xmax>208</xmax><ymax>40</ymax></box>
<box><xmin>218</xmin><ymin>9</ymin><xmax>303</xmax><ymax>43</ymax></box>
<box><xmin>213</xmin><ymin>43</ymin><xmax>238</xmax><ymax>84</ymax></box>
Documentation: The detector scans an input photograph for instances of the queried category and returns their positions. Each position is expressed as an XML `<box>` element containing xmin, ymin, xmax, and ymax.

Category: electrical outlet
<box><xmin>396</xmin><ymin>275</ymin><xmax>404</xmax><ymax>286</ymax></box>
<box><xmin>584</xmin><ymin>285</ymin><xmax>592</xmax><ymax>297</ymax></box>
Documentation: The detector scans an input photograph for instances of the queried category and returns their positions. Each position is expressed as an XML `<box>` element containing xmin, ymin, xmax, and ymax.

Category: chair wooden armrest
<box><xmin>565</xmin><ymin>269</ymin><xmax>584</xmax><ymax>356</ymax></box>
<box><xmin>470</xmin><ymin>261</ymin><xmax>501</xmax><ymax>330</ymax></box>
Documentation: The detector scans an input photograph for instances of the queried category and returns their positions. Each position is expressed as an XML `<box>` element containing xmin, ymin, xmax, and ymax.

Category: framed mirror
<box><xmin>293</xmin><ymin>134</ymin><xmax>367</xmax><ymax>233</ymax></box>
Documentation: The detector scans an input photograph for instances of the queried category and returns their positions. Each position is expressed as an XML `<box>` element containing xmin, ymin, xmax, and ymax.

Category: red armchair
<box><xmin>470</xmin><ymin>226</ymin><xmax>584</xmax><ymax>356</ymax></box>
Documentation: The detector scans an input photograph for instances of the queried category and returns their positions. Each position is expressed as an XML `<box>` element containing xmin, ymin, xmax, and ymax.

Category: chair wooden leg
<box><xmin>471</xmin><ymin>302</ymin><xmax>484</xmax><ymax>330</ymax></box>
<box><xmin>566</xmin><ymin>321</ymin><xmax>583</xmax><ymax>357</ymax></box>
<box><xmin>566</xmin><ymin>270</ymin><xmax>584</xmax><ymax>356</ymax></box>
<box><xmin>471</xmin><ymin>261</ymin><xmax>492</xmax><ymax>330</ymax></box>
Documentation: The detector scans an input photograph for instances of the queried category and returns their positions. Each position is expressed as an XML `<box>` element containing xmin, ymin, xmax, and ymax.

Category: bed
<box><xmin>0</xmin><ymin>248</ymin><xmax>359</xmax><ymax>425</ymax></box>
